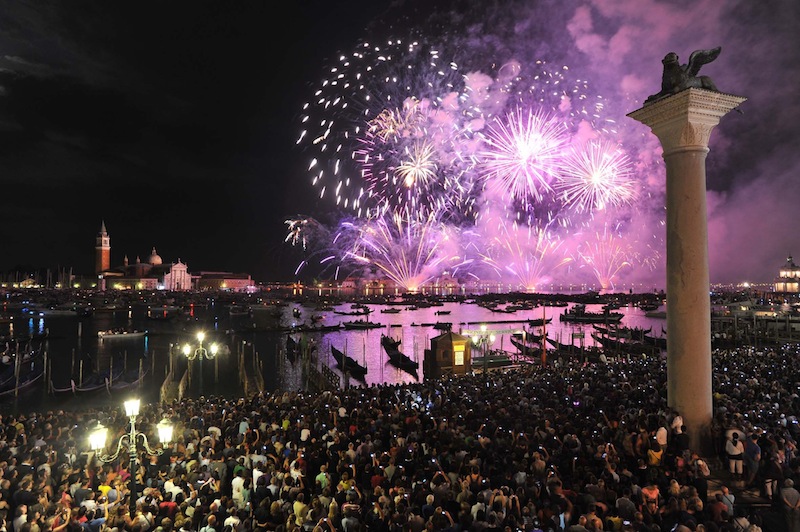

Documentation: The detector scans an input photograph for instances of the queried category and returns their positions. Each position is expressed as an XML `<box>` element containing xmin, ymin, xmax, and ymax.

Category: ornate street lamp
<box><xmin>89</xmin><ymin>399</ymin><xmax>173</xmax><ymax>516</ymax></box>
<box><xmin>182</xmin><ymin>331</ymin><xmax>219</xmax><ymax>394</ymax></box>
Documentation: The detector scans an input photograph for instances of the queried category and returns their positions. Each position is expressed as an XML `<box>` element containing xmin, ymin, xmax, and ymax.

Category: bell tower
<box><xmin>95</xmin><ymin>221</ymin><xmax>111</xmax><ymax>274</ymax></box>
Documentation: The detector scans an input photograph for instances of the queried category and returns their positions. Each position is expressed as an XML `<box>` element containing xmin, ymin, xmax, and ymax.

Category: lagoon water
<box><xmin>0</xmin><ymin>298</ymin><xmax>665</xmax><ymax>414</ymax></box>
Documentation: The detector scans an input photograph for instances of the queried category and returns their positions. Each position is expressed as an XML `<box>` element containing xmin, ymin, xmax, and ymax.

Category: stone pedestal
<box><xmin>628</xmin><ymin>89</ymin><xmax>746</xmax><ymax>454</ymax></box>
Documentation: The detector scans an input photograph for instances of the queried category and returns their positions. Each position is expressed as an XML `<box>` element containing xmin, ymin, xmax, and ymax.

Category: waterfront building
<box><xmin>194</xmin><ymin>271</ymin><xmax>255</xmax><ymax>292</ymax></box>
<box><xmin>774</xmin><ymin>255</ymin><xmax>800</xmax><ymax>294</ymax></box>
<box><xmin>94</xmin><ymin>222</ymin><xmax>252</xmax><ymax>291</ymax></box>
<box><xmin>101</xmin><ymin>248</ymin><xmax>191</xmax><ymax>291</ymax></box>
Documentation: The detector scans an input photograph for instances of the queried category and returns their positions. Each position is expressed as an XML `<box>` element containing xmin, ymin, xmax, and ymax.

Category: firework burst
<box><xmin>342</xmin><ymin>211</ymin><xmax>457</xmax><ymax>292</ymax></box>
<box><xmin>290</xmin><ymin>16</ymin><xmax>665</xmax><ymax>289</ymax></box>
<box><xmin>299</xmin><ymin>38</ymin><xmax>476</xmax><ymax>220</ymax></box>
<box><xmin>577</xmin><ymin>227</ymin><xmax>633</xmax><ymax>290</ymax></box>
<box><xmin>478</xmin><ymin>108</ymin><xmax>569</xmax><ymax>206</ymax></box>
<box><xmin>480</xmin><ymin>218</ymin><xmax>571</xmax><ymax>291</ymax></box>
<box><xmin>556</xmin><ymin>140</ymin><xmax>636</xmax><ymax>213</ymax></box>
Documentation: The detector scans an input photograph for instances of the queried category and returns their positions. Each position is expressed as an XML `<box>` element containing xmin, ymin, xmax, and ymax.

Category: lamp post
<box><xmin>89</xmin><ymin>399</ymin><xmax>173</xmax><ymax>516</ymax></box>
<box><xmin>182</xmin><ymin>332</ymin><xmax>218</xmax><ymax>395</ymax></box>
<box><xmin>471</xmin><ymin>324</ymin><xmax>496</xmax><ymax>382</ymax></box>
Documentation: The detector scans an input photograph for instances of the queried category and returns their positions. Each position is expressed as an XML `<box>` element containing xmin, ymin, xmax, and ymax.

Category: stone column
<box><xmin>628</xmin><ymin>88</ymin><xmax>746</xmax><ymax>454</ymax></box>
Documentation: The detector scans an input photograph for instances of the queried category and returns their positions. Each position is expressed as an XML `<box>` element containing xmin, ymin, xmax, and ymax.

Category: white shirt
<box><xmin>231</xmin><ymin>476</ymin><xmax>245</xmax><ymax>501</ymax></box>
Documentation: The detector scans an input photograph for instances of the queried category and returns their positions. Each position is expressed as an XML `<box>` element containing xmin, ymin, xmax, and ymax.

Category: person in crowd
<box><xmin>4</xmin><ymin>342</ymin><xmax>800</xmax><ymax>532</ymax></box>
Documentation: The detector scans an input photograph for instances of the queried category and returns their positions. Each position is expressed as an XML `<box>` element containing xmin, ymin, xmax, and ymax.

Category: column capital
<box><xmin>627</xmin><ymin>88</ymin><xmax>746</xmax><ymax>155</ymax></box>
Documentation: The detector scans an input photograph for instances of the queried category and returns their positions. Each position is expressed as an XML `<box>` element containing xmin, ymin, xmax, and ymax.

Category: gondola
<box><xmin>0</xmin><ymin>358</ymin><xmax>45</xmax><ymax>398</ymax></box>
<box><xmin>590</xmin><ymin>333</ymin><xmax>660</xmax><ymax>356</ymax></box>
<box><xmin>592</xmin><ymin>324</ymin><xmax>651</xmax><ymax>339</ymax></box>
<box><xmin>527</xmin><ymin>317</ymin><xmax>552</xmax><ymax>327</ymax></box>
<box><xmin>330</xmin><ymin>345</ymin><xmax>368</xmax><ymax>381</ymax></box>
<box><xmin>380</xmin><ymin>335</ymin><xmax>419</xmax><ymax>375</ymax></box>
<box><xmin>509</xmin><ymin>333</ymin><xmax>545</xmax><ymax>352</ymax></box>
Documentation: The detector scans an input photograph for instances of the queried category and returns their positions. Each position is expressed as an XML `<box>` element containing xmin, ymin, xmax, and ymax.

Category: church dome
<box><xmin>149</xmin><ymin>247</ymin><xmax>163</xmax><ymax>265</ymax></box>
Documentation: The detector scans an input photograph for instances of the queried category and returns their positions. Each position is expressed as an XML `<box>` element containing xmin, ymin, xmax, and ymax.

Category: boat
<box><xmin>381</xmin><ymin>308</ymin><xmax>402</xmax><ymax>314</ymax></box>
<box><xmin>559</xmin><ymin>304</ymin><xmax>624</xmax><ymax>324</ymax></box>
<box><xmin>342</xmin><ymin>320</ymin><xmax>383</xmax><ymax>330</ymax></box>
<box><xmin>0</xmin><ymin>348</ymin><xmax>44</xmax><ymax>390</ymax></box>
<box><xmin>380</xmin><ymin>335</ymin><xmax>419</xmax><ymax>375</ymax></box>
<box><xmin>435</xmin><ymin>310</ymin><xmax>451</xmax><ymax>315</ymax></box>
<box><xmin>592</xmin><ymin>324</ymin><xmax>651</xmax><ymax>340</ymax></box>
<box><xmin>639</xmin><ymin>301</ymin><xmax>662</xmax><ymax>311</ymax></box>
<box><xmin>98</xmin><ymin>329</ymin><xmax>148</xmax><ymax>340</ymax></box>
<box><xmin>109</xmin><ymin>366</ymin><xmax>149</xmax><ymax>391</ymax></box>
<box><xmin>32</xmin><ymin>307</ymin><xmax>77</xmax><ymax>317</ymax></box>
<box><xmin>0</xmin><ymin>360</ymin><xmax>45</xmax><ymax>398</ymax></box>
<box><xmin>528</xmin><ymin>317</ymin><xmax>552</xmax><ymax>327</ymax></box>
<box><xmin>543</xmin><ymin>337</ymin><xmax>604</xmax><ymax>362</ymax></box>
<box><xmin>334</xmin><ymin>309</ymin><xmax>371</xmax><ymax>316</ymax></box>
<box><xmin>289</xmin><ymin>323</ymin><xmax>341</xmax><ymax>333</ymax></box>
<box><xmin>420</xmin><ymin>322</ymin><xmax>452</xmax><ymax>330</ymax></box>
<box><xmin>228</xmin><ymin>305</ymin><xmax>250</xmax><ymax>317</ymax></box>
<box><xmin>330</xmin><ymin>345</ymin><xmax>368</xmax><ymax>381</ymax></box>
<box><xmin>645</xmin><ymin>310</ymin><xmax>667</xmax><ymax>319</ymax></box>
<box><xmin>642</xmin><ymin>334</ymin><xmax>667</xmax><ymax>349</ymax></box>
<box><xmin>50</xmin><ymin>363</ymin><xmax>127</xmax><ymax>394</ymax></box>
<box><xmin>490</xmin><ymin>307</ymin><xmax>516</xmax><ymax>314</ymax></box>
<box><xmin>590</xmin><ymin>333</ymin><xmax>660</xmax><ymax>356</ymax></box>
<box><xmin>509</xmin><ymin>333</ymin><xmax>545</xmax><ymax>352</ymax></box>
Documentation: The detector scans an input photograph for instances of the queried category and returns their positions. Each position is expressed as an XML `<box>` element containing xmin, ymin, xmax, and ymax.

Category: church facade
<box><xmin>95</xmin><ymin>222</ymin><xmax>253</xmax><ymax>291</ymax></box>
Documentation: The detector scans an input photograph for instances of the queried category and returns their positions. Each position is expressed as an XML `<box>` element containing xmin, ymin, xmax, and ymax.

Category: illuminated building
<box><xmin>95</xmin><ymin>221</ymin><xmax>111</xmax><ymax>274</ymax></box>
<box><xmin>95</xmin><ymin>223</ymin><xmax>251</xmax><ymax>291</ymax></box>
<box><xmin>774</xmin><ymin>255</ymin><xmax>800</xmax><ymax>294</ymax></box>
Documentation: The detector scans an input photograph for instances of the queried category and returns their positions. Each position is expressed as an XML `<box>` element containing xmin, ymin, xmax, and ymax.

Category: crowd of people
<box><xmin>2</xmin><ymin>343</ymin><xmax>800</xmax><ymax>532</ymax></box>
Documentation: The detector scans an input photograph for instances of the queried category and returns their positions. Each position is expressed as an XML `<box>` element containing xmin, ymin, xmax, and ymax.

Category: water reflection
<box><xmin>0</xmin><ymin>298</ymin><xmax>665</xmax><ymax>414</ymax></box>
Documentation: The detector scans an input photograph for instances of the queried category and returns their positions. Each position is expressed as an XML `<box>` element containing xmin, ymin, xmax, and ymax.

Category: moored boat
<box><xmin>98</xmin><ymin>329</ymin><xmax>148</xmax><ymax>340</ymax></box>
<box><xmin>342</xmin><ymin>320</ymin><xmax>383</xmax><ymax>330</ymax></box>
<box><xmin>330</xmin><ymin>345</ymin><xmax>368</xmax><ymax>381</ymax></box>
<box><xmin>560</xmin><ymin>304</ymin><xmax>624</xmax><ymax>324</ymax></box>
<box><xmin>510</xmin><ymin>332</ymin><xmax>545</xmax><ymax>352</ymax></box>
<box><xmin>0</xmin><ymin>362</ymin><xmax>45</xmax><ymax>397</ymax></box>
<box><xmin>590</xmin><ymin>332</ymin><xmax>660</xmax><ymax>356</ymax></box>
<box><xmin>380</xmin><ymin>335</ymin><xmax>419</xmax><ymax>375</ymax></box>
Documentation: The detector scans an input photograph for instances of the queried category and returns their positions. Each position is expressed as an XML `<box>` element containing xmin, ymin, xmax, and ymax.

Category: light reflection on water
<box><xmin>0</xmin><ymin>299</ymin><xmax>665</xmax><ymax>413</ymax></box>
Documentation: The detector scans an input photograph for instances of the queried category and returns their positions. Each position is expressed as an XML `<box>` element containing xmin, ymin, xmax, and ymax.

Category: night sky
<box><xmin>1</xmin><ymin>0</ymin><xmax>799</xmax><ymax>286</ymax></box>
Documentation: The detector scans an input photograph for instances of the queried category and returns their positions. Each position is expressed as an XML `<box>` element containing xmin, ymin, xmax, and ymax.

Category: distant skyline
<box><xmin>1</xmin><ymin>1</ymin><xmax>798</xmax><ymax>285</ymax></box>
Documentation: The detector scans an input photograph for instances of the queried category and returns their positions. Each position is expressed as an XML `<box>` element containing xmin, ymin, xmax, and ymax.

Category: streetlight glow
<box><xmin>124</xmin><ymin>398</ymin><xmax>140</xmax><ymax>417</ymax></box>
<box><xmin>88</xmin><ymin>398</ymin><xmax>173</xmax><ymax>517</ymax></box>
<box><xmin>181</xmin><ymin>331</ymin><xmax>222</xmax><ymax>393</ymax></box>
